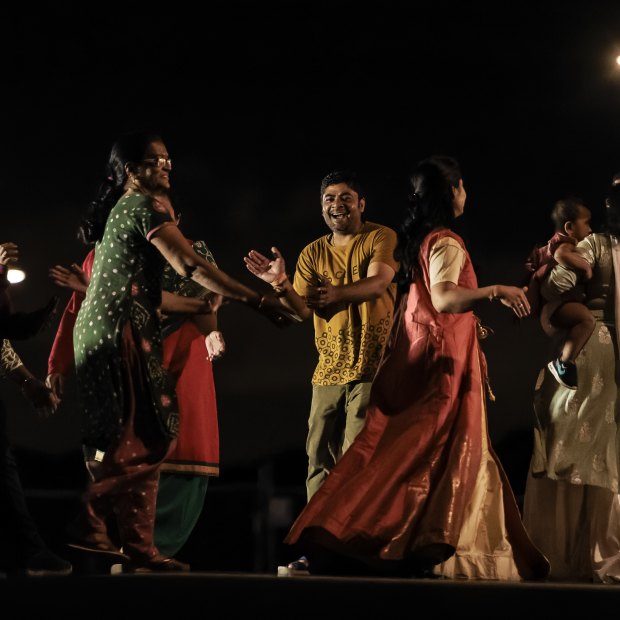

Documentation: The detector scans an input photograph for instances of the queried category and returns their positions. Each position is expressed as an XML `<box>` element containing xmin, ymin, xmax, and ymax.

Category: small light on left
<box><xmin>7</xmin><ymin>268</ymin><xmax>26</xmax><ymax>284</ymax></box>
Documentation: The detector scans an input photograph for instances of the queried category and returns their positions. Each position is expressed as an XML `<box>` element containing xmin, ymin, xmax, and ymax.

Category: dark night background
<box><xmin>1</xmin><ymin>0</ymin><xmax>620</xmax><ymax>570</ymax></box>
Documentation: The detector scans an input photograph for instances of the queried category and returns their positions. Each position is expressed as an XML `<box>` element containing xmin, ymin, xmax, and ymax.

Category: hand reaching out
<box><xmin>49</xmin><ymin>263</ymin><xmax>90</xmax><ymax>294</ymax></box>
<box><xmin>23</xmin><ymin>376</ymin><xmax>61</xmax><ymax>418</ymax></box>
<box><xmin>244</xmin><ymin>247</ymin><xmax>286</xmax><ymax>285</ymax></box>
<box><xmin>205</xmin><ymin>330</ymin><xmax>225</xmax><ymax>361</ymax></box>
<box><xmin>0</xmin><ymin>242</ymin><xmax>18</xmax><ymax>266</ymax></box>
<box><xmin>495</xmin><ymin>285</ymin><xmax>531</xmax><ymax>319</ymax></box>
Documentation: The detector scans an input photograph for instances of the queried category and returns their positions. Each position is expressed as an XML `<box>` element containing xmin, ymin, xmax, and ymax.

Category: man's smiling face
<box><xmin>321</xmin><ymin>183</ymin><xmax>365</xmax><ymax>236</ymax></box>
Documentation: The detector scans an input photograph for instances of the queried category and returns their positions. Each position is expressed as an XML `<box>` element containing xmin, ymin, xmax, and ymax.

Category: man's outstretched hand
<box><xmin>244</xmin><ymin>247</ymin><xmax>286</xmax><ymax>284</ymax></box>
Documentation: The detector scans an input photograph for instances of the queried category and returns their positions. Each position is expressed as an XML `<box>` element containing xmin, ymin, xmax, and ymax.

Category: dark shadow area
<box><xmin>2</xmin><ymin>567</ymin><xmax>620</xmax><ymax>620</ymax></box>
<box><xmin>15</xmin><ymin>446</ymin><xmax>309</xmax><ymax>574</ymax></box>
<box><xmin>493</xmin><ymin>428</ymin><xmax>536</xmax><ymax>512</ymax></box>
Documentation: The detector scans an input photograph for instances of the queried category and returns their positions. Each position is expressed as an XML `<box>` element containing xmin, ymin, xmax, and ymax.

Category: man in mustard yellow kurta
<box><xmin>245</xmin><ymin>171</ymin><xmax>398</xmax><ymax>499</ymax></box>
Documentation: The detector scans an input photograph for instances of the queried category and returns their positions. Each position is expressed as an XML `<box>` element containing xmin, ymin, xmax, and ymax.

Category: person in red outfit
<box><xmin>283</xmin><ymin>156</ymin><xmax>550</xmax><ymax>581</ymax></box>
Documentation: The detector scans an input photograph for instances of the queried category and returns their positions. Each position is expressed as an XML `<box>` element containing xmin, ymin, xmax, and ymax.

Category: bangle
<box><xmin>272</xmin><ymin>274</ymin><xmax>289</xmax><ymax>297</ymax></box>
<box><xmin>488</xmin><ymin>286</ymin><xmax>498</xmax><ymax>302</ymax></box>
<box><xmin>271</xmin><ymin>273</ymin><xmax>289</xmax><ymax>287</ymax></box>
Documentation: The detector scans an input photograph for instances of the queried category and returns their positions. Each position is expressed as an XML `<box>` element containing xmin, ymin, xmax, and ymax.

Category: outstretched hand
<box><xmin>496</xmin><ymin>285</ymin><xmax>531</xmax><ymax>319</ymax></box>
<box><xmin>244</xmin><ymin>247</ymin><xmax>286</xmax><ymax>285</ymax></box>
<box><xmin>0</xmin><ymin>242</ymin><xmax>18</xmax><ymax>266</ymax></box>
<box><xmin>24</xmin><ymin>376</ymin><xmax>61</xmax><ymax>418</ymax></box>
<box><xmin>49</xmin><ymin>263</ymin><xmax>90</xmax><ymax>294</ymax></box>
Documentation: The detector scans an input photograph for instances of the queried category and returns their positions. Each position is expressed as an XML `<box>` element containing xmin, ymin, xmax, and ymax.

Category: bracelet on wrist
<box><xmin>272</xmin><ymin>274</ymin><xmax>289</xmax><ymax>296</ymax></box>
<box><xmin>271</xmin><ymin>273</ymin><xmax>289</xmax><ymax>287</ymax></box>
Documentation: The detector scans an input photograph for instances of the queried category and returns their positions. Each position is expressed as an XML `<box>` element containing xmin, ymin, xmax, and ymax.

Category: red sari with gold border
<box><xmin>285</xmin><ymin>229</ymin><xmax>548</xmax><ymax>579</ymax></box>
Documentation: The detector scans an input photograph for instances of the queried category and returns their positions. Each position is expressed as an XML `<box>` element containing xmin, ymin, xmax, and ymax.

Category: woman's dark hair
<box><xmin>78</xmin><ymin>130</ymin><xmax>162</xmax><ymax>245</ymax></box>
<box><xmin>394</xmin><ymin>155</ymin><xmax>461</xmax><ymax>291</ymax></box>
<box><xmin>604</xmin><ymin>183</ymin><xmax>620</xmax><ymax>238</ymax></box>
<box><xmin>550</xmin><ymin>197</ymin><xmax>585</xmax><ymax>231</ymax></box>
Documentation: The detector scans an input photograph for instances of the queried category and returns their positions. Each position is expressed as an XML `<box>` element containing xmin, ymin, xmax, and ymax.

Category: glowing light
<box><xmin>616</xmin><ymin>55</ymin><xmax>620</xmax><ymax>66</ymax></box>
<box><xmin>7</xmin><ymin>268</ymin><xmax>26</xmax><ymax>284</ymax></box>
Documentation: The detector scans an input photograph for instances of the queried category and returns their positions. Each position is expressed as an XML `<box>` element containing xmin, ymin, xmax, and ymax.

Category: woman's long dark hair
<box><xmin>394</xmin><ymin>155</ymin><xmax>462</xmax><ymax>292</ymax></box>
<box><xmin>78</xmin><ymin>130</ymin><xmax>162</xmax><ymax>245</ymax></box>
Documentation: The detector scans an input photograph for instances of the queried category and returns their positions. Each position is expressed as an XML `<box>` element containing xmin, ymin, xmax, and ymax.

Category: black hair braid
<box><xmin>394</xmin><ymin>193</ymin><xmax>435</xmax><ymax>291</ymax></box>
<box><xmin>77</xmin><ymin>166</ymin><xmax>125</xmax><ymax>245</ymax></box>
<box><xmin>394</xmin><ymin>157</ymin><xmax>459</xmax><ymax>293</ymax></box>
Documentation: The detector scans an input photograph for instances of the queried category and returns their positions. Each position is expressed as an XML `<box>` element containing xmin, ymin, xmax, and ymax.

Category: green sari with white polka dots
<box><xmin>74</xmin><ymin>193</ymin><xmax>179</xmax><ymax>451</ymax></box>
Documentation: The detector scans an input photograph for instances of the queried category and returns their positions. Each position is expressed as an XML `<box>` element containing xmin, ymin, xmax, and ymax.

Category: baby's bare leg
<box><xmin>550</xmin><ymin>301</ymin><xmax>596</xmax><ymax>362</ymax></box>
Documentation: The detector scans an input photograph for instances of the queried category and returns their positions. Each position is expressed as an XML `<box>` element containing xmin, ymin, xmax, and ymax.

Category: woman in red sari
<box><xmin>285</xmin><ymin>155</ymin><xmax>549</xmax><ymax>580</ymax></box>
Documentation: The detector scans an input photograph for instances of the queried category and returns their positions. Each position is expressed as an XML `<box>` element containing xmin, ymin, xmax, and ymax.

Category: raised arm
<box><xmin>160</xmin><ymin>291</ymin><xmax>213</xmax><ymax>315</ymax></box>
<box><xmin>244</xmin><ymin>247</ymin><xmax>312</xmax><ymax>320</ymax></box>
<box><xmin>150</xmin><ymin>226</ymin><xmax>299</xmax><ymax>327</ymax></box>
<box><xmin>428</xmin><ymin>235</ymin><xmax>530</xmax><ymax>317</ymax></box>
<box><xmin>431</xmin><ymin>282</ymin><xmax>531</xmax><ymax>318</ymax></box>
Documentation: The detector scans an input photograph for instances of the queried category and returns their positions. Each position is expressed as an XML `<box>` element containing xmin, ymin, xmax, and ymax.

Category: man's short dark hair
<box><xmin>320</xmin><ymin>171</ymin><xmax>365</xmax><ymax>200</ymax></box>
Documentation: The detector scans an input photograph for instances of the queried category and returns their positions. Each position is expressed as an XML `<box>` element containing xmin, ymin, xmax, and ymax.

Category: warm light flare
<box><xmin>7</xmin><ymin>268</ymin><xmax>26</xmax><ymax>284</ymax></box>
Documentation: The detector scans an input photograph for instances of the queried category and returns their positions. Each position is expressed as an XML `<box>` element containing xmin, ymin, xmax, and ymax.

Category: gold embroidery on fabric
<box><xmin>130</xmin><ymin>302</ymin><xmax>150</xmax><ymax>330</ymax></box>
<box><xmin>0</xmin><ymin>339</ymin><xmax>22</xmax><ymax>376</ymax></box>
<box><xmin>592</xmin><ymin>453</ymin><xmax>607</xmax><ymax>473</ymax></box>
<box><xmin>147</xmin><ymin>357</ymin><xmax>165</xmax><ymax>387</ymax></box>
<box><xmin>599</xmin><ymin>324</ymin><xmax>612</xmax><ymax>344</ymax></box>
